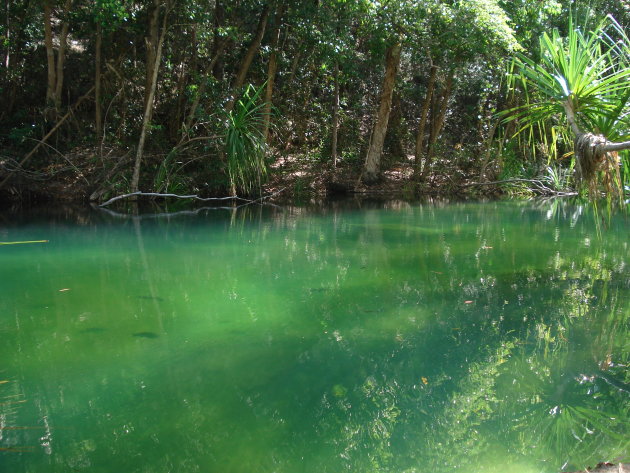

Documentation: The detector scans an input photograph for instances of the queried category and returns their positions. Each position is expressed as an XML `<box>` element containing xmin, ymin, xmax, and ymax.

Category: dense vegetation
<box><xmin>0</xmin><ymin>0</ymin><xmax>628</xmax><ymax>202</ymax></box>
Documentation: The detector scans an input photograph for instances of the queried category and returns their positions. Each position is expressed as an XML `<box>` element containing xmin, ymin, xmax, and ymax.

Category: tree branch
<box><xmin>602</xmin><ymin>140</ymin><xmax>630</xmax><ymax>152</ymax></box>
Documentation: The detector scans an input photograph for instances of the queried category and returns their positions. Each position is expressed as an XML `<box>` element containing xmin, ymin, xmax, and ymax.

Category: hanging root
<box><xmin>574</xmin><ymin>133</ymin><xmax>621</xmax><ymax>196</ymax></box>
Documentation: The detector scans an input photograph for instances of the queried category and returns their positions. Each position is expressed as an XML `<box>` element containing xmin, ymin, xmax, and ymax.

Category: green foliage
<box><xmin>224</xmin><ymin>84</ymin><xmax>269</xmax><ymax>196</ymax></box>
<box><xmin>502</xmin><ymin>12</ymin><xmax>630</xmax><ymax>196</ymax></box>
<box><xmin>154</xmin><ymin>150</ymin><xmax>188</xmax><ymax>194</ymax></box>
<box><xmin>5</xmin><ymin>0</ymin><xmax>624</xmax><ymax>197</ymax></box>
<box><xmin>93</xmin><ymin>0</ymin><xmax>129</xmax><ymax>28</ymax></box>
<box><xmin>507</xmin><ymin>15</ymin><xmax>629</xmax><ymax>130</ymax></box>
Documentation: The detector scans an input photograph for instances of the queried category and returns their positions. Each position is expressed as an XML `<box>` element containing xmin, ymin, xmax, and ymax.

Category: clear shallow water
<box><xmin>1</xmin><ymin>200</ymin><xmax>628</xmax><ymax>473</ymax></box>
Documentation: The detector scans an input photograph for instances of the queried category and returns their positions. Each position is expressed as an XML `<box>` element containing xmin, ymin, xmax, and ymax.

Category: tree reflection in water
<box><xmin>0</xmin><ymin>200</ymin><xmax>628</xmax><ymax>472</ymax></box>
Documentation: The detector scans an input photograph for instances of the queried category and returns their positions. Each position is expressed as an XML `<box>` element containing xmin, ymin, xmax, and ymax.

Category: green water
<box><xmin>1</xmin><ymin>200</ymin><xmax>628</xmax><ymax>473</ymax></box>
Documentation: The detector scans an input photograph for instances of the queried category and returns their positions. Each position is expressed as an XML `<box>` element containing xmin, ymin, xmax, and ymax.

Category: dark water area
<box><xmin>1</xmin><ymin>199</ymin><xmax>628</xmax><ymax>472</ymax></box>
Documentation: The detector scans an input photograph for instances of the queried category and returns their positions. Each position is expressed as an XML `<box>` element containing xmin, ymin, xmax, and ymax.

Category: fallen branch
<box><xmin>99</xmin><ymin>188</ymin><xmax>285</xmax><ymax>208</ymax></box>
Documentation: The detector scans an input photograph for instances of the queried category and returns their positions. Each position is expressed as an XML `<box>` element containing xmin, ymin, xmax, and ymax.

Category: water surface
<box><xmin>1</xmin><ymin>200</ymin><xmax>628</xmax><ymax>472</ymax></box>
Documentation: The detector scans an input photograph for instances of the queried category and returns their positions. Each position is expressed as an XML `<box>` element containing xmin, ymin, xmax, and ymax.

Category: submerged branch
<box><xmin>98</xmin><ymin>188</ymin><xmax>285</xmax><ymax>208</ymax></box>
<box><xmin>97</xmin><ymin>202</ymin><xmax>281</xmax><ymax>219</ymax></box>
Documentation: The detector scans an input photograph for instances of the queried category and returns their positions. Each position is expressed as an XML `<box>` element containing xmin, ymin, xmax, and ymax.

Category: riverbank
<box><xmin>0</xmin><ymin>146</ymin><xmax>500</xmax><ymax>206</ymax></box>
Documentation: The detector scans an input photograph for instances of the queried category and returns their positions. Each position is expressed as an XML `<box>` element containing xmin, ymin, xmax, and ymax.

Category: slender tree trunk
<box><xmin>363</xmin><ymin>41</ymin><xmax>402</xmax><ymax>184</ymax></box>
<box><xmin>2</xmin><ymin>0</ymin><xmax>33</xmax><ymax>122</ymax></box>
<box><xmin>43</xmin><ymin>0</ymin><xmax>56</xmax><ymax>116</ymax></box>
<box><xmin>287</xmin><ymin>40</ymin><xmax>303</xmax><ymax>85</ymax></box>
<box><xmin>170</xmin><ymin>28</ymin><xmax>190</xmax><ymax>142</ymax></box>
<box><xmin>479</xmin><ymin>119</ymin><xmax>498</xmax><ymax>180</ymax></box>
<box><xmin>95</xmin><ymin>22</ymin><xmax>103</xmax><ymax>141</ymax></box>
<box><xmin>331</xmin><ymin>61</ymin><xmax>340</xmax><ymax>167</ymax></box>
<box><xmin>422</xmin><ymin>69</ymin><xmax>454</xmax><ymax>178</ymax></box>
<box><xmin>262</xmin><ymin>3</ymin><xmax>286</xmax><ymax>142</ymax></box>
<box><xmin>4</xmin><ymin>0</ymin><xmax>9</xmax><ymax>68</ymax></box>
<box><xmin>43</xmin><ymin>0</ymin><xmax>71</xmax><ymax>119</ymax></box>
<box><xmin>295</xmin><ymin>62</ymin><xmax>316</xmax><ymax>146</ymax></box>
<box><xmin>226</xmin><ymin>3</ymin><xmax>271</xmax><ymax>112</ymax></box>
<box><xmin>211</xmin><ymin>0</ymin><xmax>225</xmax><ymax>80</ymax></box>
<box><xmin>414</xmin><ymin>64</ymin><xmax>437</xmax><ymax>173</ymax></box>
<box><xmin>131</xmin><ymin>3</ymin><xmax>169</xmax><ymax>194</ymax></box>
<box><xmin>182</xmin><ymin>41</ymin><xmax>227</xmax><ymax>135</ymax></box>
<box><xmin>144</xmin><ymin>0</ymin><xmax>160</xmax><ymax>110</ymax></box>
<box><xmin>53</xmin><ymin>0</ymin><xmax>72</xmax><ymax>113</ymax></box>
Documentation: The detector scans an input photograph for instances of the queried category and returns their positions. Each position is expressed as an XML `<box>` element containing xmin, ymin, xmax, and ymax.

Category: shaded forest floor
<box><xmin>0</xmin><ymin>146</ymin><xmax>497</xmax><ymax>205</ymax></box>
<box><xmin>266</xmin><ymin>152</ymin><xmax>497</xmax><ymax>203</ymax></box>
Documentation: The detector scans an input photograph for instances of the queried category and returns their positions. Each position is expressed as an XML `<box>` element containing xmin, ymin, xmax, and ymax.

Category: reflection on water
<box><xmin>1</xmin><ymin>200</ymin><xmax>628</xmax><ymax>473</ymax></box>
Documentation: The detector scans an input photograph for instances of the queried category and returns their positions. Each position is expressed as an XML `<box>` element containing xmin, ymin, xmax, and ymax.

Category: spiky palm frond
<box><xmin>503</xmin><ymin>13</ymin><xmax>630</xmax><ymax>195</ymax></box>
<box><xmin>225</xmin><ymin>84</ymin><xmax>269</xmax><ymax>196</ymax></box>
<box><xmin>504</xmin><ymin>15</ymin><xmax>630</xmax><ymax>133</ymax></box>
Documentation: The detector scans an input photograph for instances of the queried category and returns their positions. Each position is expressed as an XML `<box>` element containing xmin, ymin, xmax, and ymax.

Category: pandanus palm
<box><xmin>504</xmin><ymin>15</ymin><xmax>630</xmax><ymax>195</ymax></box>
<box><xmin>224</xmin><ymin>84</ymin><xmax>269</xmax><ymax>196</ymax></box>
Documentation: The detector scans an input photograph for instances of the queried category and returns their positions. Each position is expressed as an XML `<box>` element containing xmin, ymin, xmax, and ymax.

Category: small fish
<box><xmin>132</xmin><ymin>331</ymin><xmax>159</xmax><ymax>339</ymax></box>
<box><xmin>137</xmin><ymin>296</ymin><xmax>164</xmax><ymax>301</ymax></box>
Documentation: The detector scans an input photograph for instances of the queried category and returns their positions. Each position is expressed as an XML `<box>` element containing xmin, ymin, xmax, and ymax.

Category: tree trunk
<box><xmin>211</xmin><ymin>0</ymin><xmax>226</xmax><ymax>80</ymax></box>
<box><xmin>144</xmin><ymin>0</ymin><xmax>160</xmax><ymax>110</ymax></box>
<box><xmin>262</xmin><ymin>3</ymin><xmax>286</xmax><ymax>142</ymax></box>
<box><xmin>95</xmin><ymin>22</ymin><xmax>103</xmax><ymax>141</ymax></box>
<box><xmin>422</xmin><ymin>69</ymin><xmax>454</xmax><ymax>178</ymax></box>
<box><xmin>170</xmin><ymin>28</ymin><xmax>190</xmax><ymax>142</ymax></box>
<box><xmin>2</xmin><ymin>0</ymin><xmax>31</xmax><ymax>121</ymax></box>
<box><xmin>226</xmin><ymin>3</ymin><xmax>271</xmax><ymax>112</ymax></box>
<box><xmin>53</xmin><ymin>0</ymin><xmax>72</xmax><ymax>113</ymax></box>
<box><xmin>295</xmin><ymin>62</ymin><xmax>316</xmax><ymax>146</ymax></box>
<box><xmin>131</xmin><ymin>3</ymin><xmax>169</xmax><ymax>194</ymax></box>
<box><xmin>363</xmin><ymin>41</ymin><xmax>402</xmax><ymax>184</ymax></box>
<box><xmin>43</xmin><ymin>0</ymin><xmax>56</xmax><ymax>116</ymax></box>
<box><xmin>413</xmin><ymin>64</ymin><xmax>437</xmax><ymax>174</ymax></box>
<box><xmin>182</xmin><ymin>41</ymin><xmax>227</xmax><ymax>136</ymax></box>
<box><xmin>287</xmin><ymin>40</ymin><xmax>303</xmax><ymax>85</ymax></box>
<box><xmin>562</xmin><ymin>99</ymin><xmax>630</xmax><ymax>190</ymax></box>
<box><xmin>4</xmin><ymin>0</ymin><xmax>10</xmax><ymax>68</ymax></box>
<box><xmin>43</xmin><ymin>0</ymin><xmax>72</xmax><ymax>119</ymax></box>
<box><xmin>331</xmin><ymin>61</ymin><xmax>340</xmax><ymax>167</ymax></box>
<box><xmin>478</xmin><ymin>119</ymin><xmax>499</xmax><ymax>180</ymax></box>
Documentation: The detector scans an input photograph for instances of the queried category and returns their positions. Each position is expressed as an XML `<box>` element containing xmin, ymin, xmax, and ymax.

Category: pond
<box><xmin>1</xmin><ymin>199</ymin><xmax>628</xmax><ymax>473</ymax></box>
